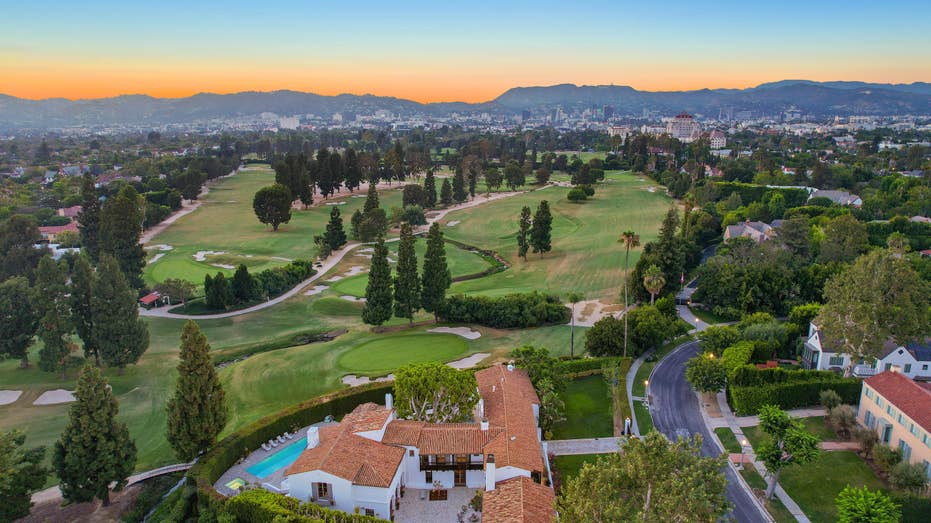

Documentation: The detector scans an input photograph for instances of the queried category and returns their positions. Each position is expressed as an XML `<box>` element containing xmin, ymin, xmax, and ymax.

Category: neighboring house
<box><xmin>57</xmin><ymin>205</ymin><xmax>82</xmax><ymax>219</ymax></box>
<box><xmin>37</xmin><ymin>221</ymin><xmax>79</xmax><ymax>243</ymax></box>
<box><xmin>909</xmin><ymin>215</ymin><xmax>930</xmax><ymax>224</ymax></box>
<box><xmin>857</xmin><ymin>371</ymin><xmax>931</xmax><ymax>475</ymax></box>
<box><xmin>723</xmin><ymin>220</ymin><xmax>779</xmax><ymax>243</ymax></box>
<box><xmin>802</xmin><ymin>323</ymin><xmax>931</xmax><ymax>379</ymax></box>
<box><xmin>809</xmin><ymin>189</ymin><xmax>862</xmax><ymax>207</ymax></box>
<box><xmin>802</xmin><ymin>323</ymin><xmax>853</xmax><ymax>372</ymax></box>
<box><xmin>282</xmin><ymin>364</ymin><xmax>554</xmax><ymax>522</ymax></box>
<box><xmin>708</xmin><ymin>130</ymin><xmax>726</xmax><ymax>150</ymax></box>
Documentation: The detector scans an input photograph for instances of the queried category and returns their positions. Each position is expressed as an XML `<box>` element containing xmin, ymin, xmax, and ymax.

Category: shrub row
<box><xmin>729</xmin><ymin>379</ymin><xmax>861</xmax><ymax>415</ymax></box>
<box><xmin>557</xmin><ymin>356</ymin><xmax>629</xmax><ymax>376</ymax></box>
<box><xmin>226</xmin><ymin>488</ymin><xmax>386</xmax><ymax>523</ymax></box>
<box><xmin>730</xmin><ymin>365</ymin><xmax>845</xmax><ymax>387</ymax></box>
<box><xmin>438</xmin><ymin>292</ymin><xmax>570</xmax><ymax>328</ymax></box>
<box><xmin>443</xmin><ymin>238</ymin><xmax>508</xmax><ymax>283</ymax></box>
<box><xmin>254</xmin><ymin>260</ymin><xmax>316</xmax><ymax>297</ymax></box>
<box><xmin>712</xmin><ymin>181</ymin><xmax>810</xmax><ymax>208</ymax></box>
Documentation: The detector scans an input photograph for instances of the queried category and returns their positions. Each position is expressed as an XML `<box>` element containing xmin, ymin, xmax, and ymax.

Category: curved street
<box><xmin>649</xmin><ymin>340</ymin><xmax>769</xmax><ymax>523</ymax></box>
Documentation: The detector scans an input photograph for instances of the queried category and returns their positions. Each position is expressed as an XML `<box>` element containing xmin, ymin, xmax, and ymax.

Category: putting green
<box><xmin>337</xmin><ymin>333</ymin><xmax>469</xmax><ymax>374</ymax></box>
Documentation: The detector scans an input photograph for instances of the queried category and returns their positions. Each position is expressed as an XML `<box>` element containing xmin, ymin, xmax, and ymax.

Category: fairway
<box><xmin>337</xmin><ymin>333</ymin><xmax>468</xmax><ymax>374</ymax></box>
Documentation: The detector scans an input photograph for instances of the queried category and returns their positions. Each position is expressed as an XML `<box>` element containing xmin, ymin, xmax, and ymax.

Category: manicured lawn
<box><xmin>688</xmin><ymin>306</ymin><xmax>729</xmax><ymax>325</ymax></box>
<box><xmin>552</xmin><ymin>453</ymin><xmax>603</xmax><ymax>483</ymax></box>
<box><xmin>551</xmin><ymin>376</ymin><xmax>613</xmax><ymax>440</ymax></box>
<box><xmin>633</xmin><ymin>400</ymin><xmax>654</xmax><ymax>434</ymax></box>
<box><xmin>780</xmin><ymin>451</ymin><xmax>888</xmax><ymax>523</ymax></box>
<box><xmin>739</xmin><ymin>467</ymin><xmax>796</xmax><ymax>523</ymax></box>
<box><xmin>632</xmin><ymin>334</ymin><xmax>694</xmax><ymax>397</ymax></box>
<box><xmin>714</xmin><ymin>427</ymin><xmax>742</xmax><ymax>454</ymax></box>
<box><xmin>743</xmin><ymin>416</ymin><xmax>835</xmax><ymax>449</ymax></box>
<box><xmin>336</xmin><ymin>333</ymin><xmax>469</xmax><ymax>375</ymax></box>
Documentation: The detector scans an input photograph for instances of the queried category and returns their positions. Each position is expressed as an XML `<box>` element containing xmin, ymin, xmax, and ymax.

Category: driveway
<box><xmin>649</xmin><ymin>341</ymin><xmax>768</xmax><ymax>522</ymax></box>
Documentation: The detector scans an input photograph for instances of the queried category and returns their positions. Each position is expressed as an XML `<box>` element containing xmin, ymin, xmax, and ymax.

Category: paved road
<box><xmin>649</xmin><ymin>341</ymin><xmax>768</xmax><ymax>523</ymax></box>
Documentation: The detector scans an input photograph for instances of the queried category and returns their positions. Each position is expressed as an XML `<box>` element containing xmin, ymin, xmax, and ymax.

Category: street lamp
<box><xmin>740</xmin><ymin>438</ymin><xmax>749</xmax><ymax>469</ymax></box>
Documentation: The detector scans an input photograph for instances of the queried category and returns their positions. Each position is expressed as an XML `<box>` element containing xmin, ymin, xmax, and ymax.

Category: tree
<box><xmin>165</xmin><ymin>321</ymin><xmax>228</xmax><ymax>461</ymax></box>
<box><xmin>205</xmin><ymin>272</ymin><xmax>232</xmax><ymax>310</ymax></box>
<box><xmin>421</xmin><ymin>223</ymin><xmax>451</xmax><ymax>320</ymax></box>
<box><xmin>889</xmin><ymin>461</ymin><xmax>928</xmax><ymax>492</ymax></box>
<box><xmin>0</xmin><ymin>430</ymin><xmax>48</xmax><ymax>523</ymax></box>
<box><xmin>393</xmin><ymin>223</ymin><xmax>420</xmax><ymax>324</ymax></box>
<box><xmin>99</xmin><ymin>185</ymin><xmax>146</xmax><ymax>288</ymax></box>
<box><xmin>253</xmin><ymin>184</ymin><xmax>292</xmax><ymax>231</ymax></box>
<box><xmin>0</xmin><ymin>215</ymin><xmax>46</xmax><ymax>282</ymax></box>
<box><xmin>756</xmin><ymin>405</ymin><xmax>820</xmax><ymax>498</ymax></box>
<box><xmin>394</xmin><ymin>362</ymin><xmax>479</xmax><ymax>423</ymax></box>
<box><xmin>0</xmin><ymin>277</ymin><xmax>38</xmax><ymax>369</ymax></box>
<box><xmin>628</xmin><ymin>306</ymin><xmax>671</xmax><ymax>353</ymax></box>
<box><xmin>585</xmin><ymin>316</ymin><xmax>626</xmax><ymax>357</ymax></box>
<box><xmin>530</xmin><ymin>200</ymin><xmax>552</xmax><ymax>256</ymax></box>
<box><xmin>230</xmin><ymin>265</ymin><xmax>255</xmax><ymax>304</ymax></box>
<box><xmin>358</xmin><ymin>183</ymin><xmax>387</xmax><ymax>241</ymax></box>
<box><xmin>511</xmin><ymin>345</ymin><xmax>565</xmax><ymax>392</ymax></box>
<box><xmin>70</xmin><ymin>255</ymin><xmax>99</xmax><ymax>365</ymax></box>
<box><xmin>362</xmin><ymin>237</ymin><xmax>393</xmax><ymax>326</ymax></box>
<box><xmin>619</xmin><ymin>230</ymin><xmax>640</xmax><ymax>357</ymax></box>
<box><xmin>567</xmin><ymin>292</ymin><xmax>584</xmax><ymax>357</ymax></box>
<box><xmin>350</xmin><ymin>209</ymin><xmax>363</xmax><ymax>240</ymax></box>
<box><xmin>324</xmin><ymin>206</ymin><xmax>347</xmax><ymax>252</ymax></box>
<box><xmin>698</xmin><ymin>325</ymin><xmax>740</xmax><ymax>355</ymax></box>
<box><xmin>504</xmin><ymin>161</ymin><xmax>525</xmax><ymax>191</ymax></box>
<box><xmin>77</xmin><ymin>173</ymin><xmax>101</xmax><ymax>261</ymax></box>
<box><xmin>517</xmin><ymin>206</ymin><xmax>532</xmax><ymax>261</ymax></box>
<box><xmin>685</xmin><ymin>353</ymin><xmax>727</xmax><ymax>393</ymax></box>
<box><xmin>53</xmin><ymin>365</ymin><xmax>136</xmax><ymax>506</ymax></box>
<box><xmin>641</xmin><ymin>264</ymin><xmax>665</xmax><ymax>305</ymax></box>
<box><xmin>452</xmin><ymin>168</ymin><xmax>467</xmax><ymax>203</ymax></box>
<box><xmin>423</xmin><ymin>170</ymin><xmax>438</xmax><ymax>208</ymax></box>
<box><xmin>818</xmin><ymin>215</ymin><xmax>868</xmax><ymax>263</ymax></box>
<box><xmin>557</xmin><ymin>432</ymin><xmax>730</xmax><ymax>522</ymax></box>
<box><xmin>535</xmin><ymin>167</ymin><xmax>551</xmax><ymax>185</ymax></box>
<box><xmin>154</xmin><ymin>278</ymin><xmax>196</xmax><ymax>307</ymax></box>
<box><xmin>92</xmin><ymin>256</ymin><xmax>149</xmax><ymax>373</ymax></box>
<box><xmin>536</xmin><ymin>378</ymin><xmax>565</xmax><ymax>439</ymax></box>
<box><xmin>440</xmin><ymin>178</ymin><xmax>453</xmax><ymax>206</ymax></box>
<box><xmin>33</xmin><ymin>257</ymin><xmax>74</xmax><ymax>377</ymax></box>
<box><xmin>484</xmin><ymin>166</ymin><xmax>503</xmax><ymax>192</ymax></box>
<box><xmin>835</xmin><ymin>486</ymin><xmax>900</xmax><ymax>523</ymax></box>
<box><xmin>343</xmin><ymin>148</ymin><xmax>362</xmax><ymax>192</ymax></box>
<box><xmin>817</xmin><ymin>249</ymin><xmax>929</xmax><ymax>374</ymax></box>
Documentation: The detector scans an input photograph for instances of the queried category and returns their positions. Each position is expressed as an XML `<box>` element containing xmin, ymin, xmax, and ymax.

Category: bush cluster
<box><xmin>226</xmin><ymin>488</ymin><xmax>386</xmax><ymax>522</ymax></box>
<box><xmin>254</xmin><ymin>260</ymin><xmax>316</xmax><ymax>297</ymax></box>
<box><xmin>557</xmin><ymin>356</ymin><xmax>629</xmax><ymax>376</ymax></box>
<box><xmin>438</xmin><ymin>292</ymin><xmax>570</xmax><ymax>328</ymax></box>
<box><xmin>729</xmin><ymin>368</ymin><xmax>860</xmax><ymax>415</ymax></box>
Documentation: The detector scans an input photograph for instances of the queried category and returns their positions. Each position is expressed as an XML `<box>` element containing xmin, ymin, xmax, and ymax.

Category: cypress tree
<box><xmin>328</xmin><ymin>151</ymin><xmax>344</xmax><ymax>194</ymax></box>
<box><xmin>230</xmin><ymin>265</ymin><xmax>255</xmax><ymax>304</ymax></box>
<box><xmin>362</xmin><ymin>237</ymin><xmax>393</xmax><ymax>326</ymax></box>
<box><xmin>99</xmin><ymin>185</ymin><xmax>146</xmax><ymax>288</ymax></box>
<box><xmin>70</xmin><ymin>255</ymin><xmax>98</xmax><ymax>366</ymax></box>
<box><xmin>77</xmin><ymin>172</ymin><xmax>101</xmax><ymax>262</ymax></box>
<box><xmin>33</xmin><ymin>256</ymin><xmax>73</xmax><ymax>377</ymax></box>
<box><xmin>165</xmin><ymin>321</ymin><xmax>228</xmax><ymax>461</ymax></box>
<box><xmin>53</xmin><ymin>364</ymin><xmax>136</xmax><ymax>506</ymax></box>
<box><xmin>350</xmin><ymin>209</ymin><xmax>364</xmax><ymax>240</ymax></box>
<box><xmin>440</xmin><ymin>178</ymin><xmax>453</xmax><ymax>206</ymax></box>
<box><xmin>452</xmin><ymin>167</ymin><xmax>467</xmax><ymax>203</ymax></box>
<box><xmin>315</xmin><ymin>148</ymin><xmax>333</xmax><ymax>198</ymax></box>
<box><xmin>0</xmin><ymin>277</ymin><xmax>38</xmax><ymax>369</ymax></box>
<box><xmin>363</xmin><ymin>182</ymin><xmax>380</xmax><ymax>215</ymax></box>
<box><xmin>205</xmin><ymin>272</ymin><xmax>231</xmax><ymax>310</ymax></box>
<box><xmin>530</xmin><ymin>200</ymin><xmax>553</xmax><ymax>256</ymax></box>
<box><xmin>92</xmin><ymin>255</ymin><xmax>149</xmax><ymax>374</ymax></box>
<box><xmin>424</xmin><ymin>170</ymin><xmax>438</xmax><ymax>208</ymax></box>
<box><xmin>517</xmin><ymin>206</ymin><xmax>532</xmax><ymax>261</ymax></box>
<box><xmin>325</xmin><ymin>206</ymin><xmax>347</xmax><ymax>251</ymax></box>
<box><xmin>343</xmin><ymin>148</ymin><xmax>362</xmax><ymax>192</ymax></box>
<box><xmin>393</xmin><ymin>223</ymin><xmax>421</xmax><ymax>324</ymax></box>
<box><xmin>421</xmin><ymin>223</ymin><xmax>451</xmax><ymax>320</ymax></box>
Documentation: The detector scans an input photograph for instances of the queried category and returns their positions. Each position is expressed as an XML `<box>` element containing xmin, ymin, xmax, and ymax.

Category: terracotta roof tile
<box><xmin>865</xmin><ymin>371</ymin><xmax>931</xmax><ymax>432</ymax></box>
<box><xmin>483</xmin><ymin>476</ymin><xmax>555</xmax><ymax>523</ymax></box>
<box><xmin>343</xmin><ymin>402</ymin><xmax>392</xmax><ymax>433</ymax></box>
<box><xmin>475</xmin><ymin>365</ymin><xmax>543</xmax><ymax>473</ymax></box>
<box><xmin>381</xmin><ymin>419</ymin><xmax>425</xmax><ymax>446</ymax></box>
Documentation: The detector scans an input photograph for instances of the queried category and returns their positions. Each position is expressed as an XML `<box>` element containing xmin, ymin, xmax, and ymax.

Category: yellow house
<box><xmin>857</xmin><ymin>371</ymin><xmax>931</xmax><ymax>476</ymax></box>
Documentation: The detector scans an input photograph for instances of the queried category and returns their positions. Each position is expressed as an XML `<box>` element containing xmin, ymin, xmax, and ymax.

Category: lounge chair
<box><xmin>284</xmin><ymin>431</ymin><xmax>294</xmax><ymax>439</ymax></box>
<box><xmin>261</xmin><ymin>442</ymin><xmax>271</xmax><ymax>451</ymax></box>
<box><xmin>277</xmin><ymin>435</ymin><xmax>286</xmax><ymax>443</ymax></box>
<box><xmin>270</xmin><ymin>439</ymin><xmax>279</xmax><ymax>448</ymax></box>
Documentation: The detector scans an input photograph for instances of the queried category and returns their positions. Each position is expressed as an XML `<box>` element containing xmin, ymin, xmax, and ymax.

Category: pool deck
<box><xmin>214</xmin><ymin>421</ymin><xmax>337</xmax><ymax>497</ymax></box>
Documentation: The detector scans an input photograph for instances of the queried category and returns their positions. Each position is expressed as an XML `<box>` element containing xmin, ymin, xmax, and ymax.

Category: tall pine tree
<box><xmin>530</xmin><ymin>200</ymin><xmax>553</xmax><ymax>256</ymax></box>
<box><xmin>440</xmin><ymin>178</ymin><xmax>453</xmax><ymax>206</ymax></box>
<box><xmin>77</xmin><ymin>172</ymin><xmax>101</xmax><ymax>262</ymax></box>
<box><xmin>363</xmin><ymin>181</ymin><xmax>380</xmax><ymax>214</ymax></box>
<box><xmin>423</xmin><ymin>170</ymin><xmax>438</xmax><ymax>208</ymax></box>
<box><xmin>325</xmin><ymin>206</ymin><xmax>347</xmax><ymax>251</ymax></box>
<box><xmin>100</xmin><ymin>185</ymin><xmax>146</xmax><ymax>288</ymax></box>
<box><xmin>421</xmin><ymin>223</ymin><xmax>451</xmax><ymax>320</ymax></box>
<box><xmin>362</xmin><ymin>237</ymin><xmax>393</xmax><ymax>326</ymax></box>
<box><xmin>517</xmin><ymin>206</ymin><xmax>532</xmax><ymax>261</ymax></box>
<box><xmin>393</xmin><ymin>223</ymin><xmax>421</xmax><ymax>324</ymax></box>
<box><xmin>33</xmin><ymin>256</ymin><xmax>74</xmax><ymax>377</ymax></box>
<box><xmin>92</xmin><ymin>255</ymin><xmax>149</xmax><ymax>373</ymax></box>
<box><xmin>70</xmin><ymin>255</ymin><xmax>98</xmax><ymax>366</ymax></box>
<box><xmin>452</xmin><ymin>167</ymin><xmax>467</xmax><ymax>203</ymax></box>
<box><xmin>230</xmin><ymin>265</ymin><xmax>255</xmax><ymax>304</ymax></box>
<box><xmin>165</xmin><ymin>321</ymin><xmax>228</xmax><ymax>461</ymax></box>
<box><xmin>54</xmin><ymin>365</ymin><xmax>136</xmax><ymax>506</ymax></box>
<box><xmin>0</xmin><ymin>277</ymin><xmax>38</xmax><ymax>369</ymax></box>
<box><xmin>343</xmin><ymin>148</ymin><xmax>362</xmax><ymax>192</ymax></box>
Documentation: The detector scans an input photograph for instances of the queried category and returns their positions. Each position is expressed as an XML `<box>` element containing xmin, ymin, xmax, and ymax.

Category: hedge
<box><xmin>557</xmin><ymin>356</ymin><xmax>628</xmax><ymax>376</ymax></box>
<box><xmin>438</xmin><ymin>292</ymin><xmax>570</xmax><ymax>328</ymax></box>
<box><xmin>866</xmin><ymin>219</ymin><xmax>931</xmax><ymax>250</ymax></box>
<box><xmin>730</xmin><ymin>365</ymin><xmax>845</xmax><ymax>387</ymax></box>
<box><xmin>712</xmin><ymin>181</ymin><xmax>810</xmax><ymax>208</ymax></box>
<box><xmin>444</xmin><ymin>238</ymin><xmax>508</xmax><ymax>283</ymax></box>
<box><xmin>729</xmin><ymin>379</ymin><xmax>861</xmax><ymax>415</ymax></box>
<box><xmin>225</xmin><ymin>488</ymin><xmax>386</xmax><ymax>523</ymax></box>
<box><xmin>254</xmin><ymin>260</ymin><xmax>316</xmax><ymax>298</ymax></box>
<box><xmin>893</xmin><ymin>493</ymin><xmax>931</xmax><ymax>523</ymax></box>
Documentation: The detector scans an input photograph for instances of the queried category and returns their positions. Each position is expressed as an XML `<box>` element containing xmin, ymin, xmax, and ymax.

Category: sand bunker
<box><xmin>343</xmin><ymin>266</ymin><xmax>366</xmax><ymax>277</ymax></box>
<box><xmin>33</xmin><ymin>389</ymin><xmax>76</xmax><ymax>405</ymax></box>
<box><xmin>358</xmin><ymin>247</ymin><xmax>375</xmax><ymax>253</ymax></box>
<box><xmin>325</xmin><ymin>201</ymin><xmax>347</xmax><ymax>206</ymax></box>
<box><xmin>356</xmin><ymin>254</ymin><xmax>373</xmax><ymax>259</ymax></box>
<box><xmin>342</xmin><ymin>374</ymin><xmax>394</xmax><ymax>386</ymax></box>
<box><xmin>646</xmin><ymin>187</ymin><xmax>657</xmax><ymax>193</ymax></box>
<box><xmin>304</xmin><ymin>285</ymin><xmax>328</xmax><ymax>296</ymax></box>
<box><xmin>271</xmin><ymin>256</ymin><xmax>293</xmax><ymax>262</ymax></box>
<box><xmin>148</xmin><ymin>253</ymin><xmax>166</xmax><ymax>265</ymax></box>
<box><xmin>340</xmin><ymin>295</ymin><xmax>366</xmax><ymax>302</ymax></box>
<box><xmin>326</xmin><ymin>275</ymin><xmax>344</xmax><ymax>282</ymax></box>
<box><xmin>447</xmin><ymin>220</ymin><xmax>461</xmax><ymax>227</ymax></box>
<box><xmin>147</xmin><ymin>244</ymin><xmax>173</xmax><ymax>251</ymax></box>
<box><xmin>428</xmin><ymin>326</ymin><xmax>481</xmax><ymax>340</ymax></box>
<box><xmin>0</xmin><ymin>390</ymin><xmax>22</xmax><ymax>405</ymax></box>
<box><xmin>211</xmin><ymin>263</ymin><xmax>236</xmax><ymax>270</ymax></box>
<box><xmin>447</xmin><ymin>353</ymin><xmax>490</xmax><ymax>369</ymax></box>
<box><xmin>351</xmin><ymin>194</ymin><xmax>367</xmax><ymax>198</ymax></box>
<box><xmin>193</xmin><ymin>250</ymin><xmax>226</xmax><ymax>262</ymax></box>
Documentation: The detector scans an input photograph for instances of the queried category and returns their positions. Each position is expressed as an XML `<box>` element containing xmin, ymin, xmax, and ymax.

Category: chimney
<box><xmin>477</xmin><ymin>398</ymin><xmax>484</xmax><ymax>419</ymax></box>
<box><xmin>506</xmin><ymin>363</ymin><xmax>514</xmax><ymax>372</ymax></box>
<box><xmin>306</xmin><ymin>426</ymin><xmax>320</xmax><ymax>449</ymax></box>
<box><xmin>485</xmin><ymin>454</ymin><xmax>496</xmax><ymax>491</ymax></box>
<box><xmin>385</xmin><ymin>393</ymin><xmax>393</xmax><ymax>411</ymax></box>
<box><xmin>481</xmin><ymin>418</ymin><xmax>489</xmax><ymax>431</ymax></box>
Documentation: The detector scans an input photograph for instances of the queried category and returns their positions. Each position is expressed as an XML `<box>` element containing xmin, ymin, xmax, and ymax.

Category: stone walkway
<box><xmin>546</xmin><ymin>437</ymin><xmax>624</xmax><ymax>455</ymax></box>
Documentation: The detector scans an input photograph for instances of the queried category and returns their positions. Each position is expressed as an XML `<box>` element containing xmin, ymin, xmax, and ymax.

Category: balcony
<box><xmin>419</xmin><ymin>457</ymin><xmax>483</xmax><ymax>471</ymax></box>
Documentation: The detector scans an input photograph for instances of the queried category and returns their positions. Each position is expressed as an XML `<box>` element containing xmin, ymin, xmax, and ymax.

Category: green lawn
<box><xmin>551</xmin><ymin>375</ymin><xmax>613</xmax><ymax>440</ymax></box>
<box><xmin>551</xmin><ymin>453</ymin><xmax>603</xmax><ymax>483</ymax></box>
<box><xmin>336</xmin><ymin>333</ymin><xmax>468</xmax><ymax>375</ymax></box>
<box><xmin>633</xmin><ymin>400</ymin><xmax>654</xmax><ymax>434</ymax></box>
<box><xmin>743</xmin><ymin>416</ymin><xmax>835</xmax><ymax>448</ymax></box>
<box><xmin>714</xmin><ymin>427</ymin><xmax>742</xmax><ymax>454</ymax></box>
<box><xmin>739</xmin><ymin>467</ymin><xmax>796</xmax><ymax>523</ymax></box>
<box><xmin>780</xmin><ymin>452</ymin><xmax>888</xmax><ymax>523</ymax></box>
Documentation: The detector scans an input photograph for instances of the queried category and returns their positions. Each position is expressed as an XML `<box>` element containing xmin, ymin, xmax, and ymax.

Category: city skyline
<box><xmin>2</xmin><ymin>0</ymin><xmax>930</xmax><ymax>102</ymax></box>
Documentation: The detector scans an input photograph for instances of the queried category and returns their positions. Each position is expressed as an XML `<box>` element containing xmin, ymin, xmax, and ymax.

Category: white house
<box><xmin>802</xmin><ymin>323</ymin><xmax>931</xmax><ymax>379</ymax></box>
<box><xmin>282</xmin><ymin>364</ymin><xmax>554</xmax><ymax>522</ymax></box>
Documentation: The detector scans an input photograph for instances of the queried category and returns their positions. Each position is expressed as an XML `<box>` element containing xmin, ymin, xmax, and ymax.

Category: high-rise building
<box><xmin>666</xmin><ymin>112</ymin><xmax>702</xmax><ymax>143</ymax></box>
<box><xmin>603</xmin><ymin>105</ymin><xmax>615</xmax><ymax>120</ymax></box>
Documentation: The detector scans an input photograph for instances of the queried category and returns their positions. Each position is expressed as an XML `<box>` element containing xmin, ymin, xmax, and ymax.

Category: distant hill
<box><xmin>0</xmin><ymin>80</ymin><xmax>928</xmax><ymax>130</ymax></box>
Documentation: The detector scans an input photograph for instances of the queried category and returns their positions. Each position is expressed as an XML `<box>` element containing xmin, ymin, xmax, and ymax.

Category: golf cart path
<box><xmin>140</xmin><ymin>188</ymin><xmax>532</xmax><ymax>320</ymax></box>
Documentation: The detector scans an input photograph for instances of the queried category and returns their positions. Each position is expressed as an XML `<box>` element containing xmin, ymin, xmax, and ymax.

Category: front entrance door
<box><xmin>454</xmin><ymin>469</ymin><xmax>466</xmax><ymax>487</ymax></box>
<box><xmin>881</xmin><ymin>424</ymin><xmax>893</xmax><ymax>444</ymax></box>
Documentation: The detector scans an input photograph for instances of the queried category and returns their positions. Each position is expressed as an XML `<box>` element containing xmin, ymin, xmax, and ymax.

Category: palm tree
<box><xmin>619</xmin><ymin>230</ymin><xmax>640</xmax><ymax>357</ymax></box>
<box><xmin>567</xmin><ymin>292</ymin><xmax>584</xmax><ymax>358</ymax></box>
<box><xmin>642</xmin><ymin>264</ymin><xmax>665</xmax><ymax>305</ymax></box>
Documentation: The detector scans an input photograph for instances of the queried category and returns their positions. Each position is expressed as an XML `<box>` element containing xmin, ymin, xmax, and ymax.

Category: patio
<box><xmin>395</xmin><ymin>488</ymin><xmax>482</xmax><ymax>522</ymax></box>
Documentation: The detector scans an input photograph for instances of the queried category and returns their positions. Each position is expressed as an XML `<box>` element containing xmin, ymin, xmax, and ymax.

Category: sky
<box><xmin>1</xmin><ymin>0</ymin><xmax>929</xmax><ymax>103</ymax></box>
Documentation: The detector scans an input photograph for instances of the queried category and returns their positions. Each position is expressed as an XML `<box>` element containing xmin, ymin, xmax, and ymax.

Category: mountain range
<box><xmin>1</xmin><ymin>80</ymin><xmax>929</xmax><ymax>130</ymax></box>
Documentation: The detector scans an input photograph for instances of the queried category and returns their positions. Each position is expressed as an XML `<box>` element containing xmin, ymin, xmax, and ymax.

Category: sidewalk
<box><xmin>625</xmin><ymin>345</ymin><xmax>654</xmax><ymax>436</ymax></box>
<box><xmin>546</xmin><ymin>437</ymin><xmax>625</xmax><ymax>455</ymax></box>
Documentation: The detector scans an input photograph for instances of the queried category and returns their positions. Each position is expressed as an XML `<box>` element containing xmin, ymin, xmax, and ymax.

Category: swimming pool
<box><xmin>247</xmin><ymin>439</ymin><xmax>306</xmax><ymax>479</ymax></box>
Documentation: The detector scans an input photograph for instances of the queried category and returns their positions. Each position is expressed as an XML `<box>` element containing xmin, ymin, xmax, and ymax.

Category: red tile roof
<box><xmin>139</xmin><ymin>292</ymin><xmax>161</xmax><ymax>305</ymax></box>
<box><xmin>865</xmin><ymin>371</ymin><xmax>931</xmax><ymax>432</ymax></box>
<box><xmin>38</xmin><ymin>222</ymin><xmax>79</xmax><ymax>236</ymax></box>
<box><xmin>475</xmin><ymin>365</ymin><xmax>543</xmax><ymax>473</ymax></box>
<box><xmin>483</xmin><ymin>476</ymin><xmax>555</xmax><ymax>523</ymax></box>
<box><xmin>382</xmin><ymin>420</ymin><xmax>503</xmax><ymax>455</ymax></box>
